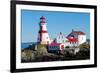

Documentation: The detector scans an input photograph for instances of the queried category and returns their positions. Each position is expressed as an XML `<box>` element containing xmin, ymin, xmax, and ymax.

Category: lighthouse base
<box><xmin>40</xmin><ymin>41</ymin><xmax>49</xmax><ymax>45</ymax></box>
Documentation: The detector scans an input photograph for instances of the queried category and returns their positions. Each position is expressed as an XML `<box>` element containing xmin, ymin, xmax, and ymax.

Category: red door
<box><xmin>61</xmin><ymin>45</ymin><xmax>64</xmax><ymax>49</ymax></box>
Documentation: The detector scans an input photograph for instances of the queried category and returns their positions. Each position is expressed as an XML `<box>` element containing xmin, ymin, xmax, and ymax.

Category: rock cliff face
<box><xmin>21</xmin><ymin>43</ymin><xmax>90</xmax><ymax>63</ymax></box>
<box><xmin>21</xmin><ymin>50</ymin><xmax>35</xmax><ymax>62</ymax></box>
<box><xmin>21</xmin><ymin>44</ymin><xmax>50</xmax><ymax>62</ymax></box>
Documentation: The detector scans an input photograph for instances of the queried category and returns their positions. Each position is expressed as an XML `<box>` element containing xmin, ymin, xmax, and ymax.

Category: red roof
<box><xmin>66</xmin><ymin>30</ymin><xmax>85</xmax><ymax>42</ymax></box>
<box><xmin>48</xmin><ymin>42</ymin><xmax>60</xmax><ymax>46</ymax></box>
<box><xmin>67</xmin><ymin>31</ymin><xmax>85</xmax><ymax>38</ymax></box>
<box><xmin>72</xmin><ymin>31</ymin><xmax>85</xmax><ymax>35</ymax></box>
<box><xmin>68</xmin><ymin>38</ymin><xmax>78</xmax><ymax>42</ymax></box>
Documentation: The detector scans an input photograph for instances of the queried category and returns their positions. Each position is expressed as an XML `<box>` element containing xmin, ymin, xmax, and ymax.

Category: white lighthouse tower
<box><xmin>38</xmin><ymin>16</ymin><xmax>50</xmax><ymax>44</ymax></box>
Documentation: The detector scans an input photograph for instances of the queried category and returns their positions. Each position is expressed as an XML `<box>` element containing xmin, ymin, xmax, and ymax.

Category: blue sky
<box><xmin>21</xmin><ymin>10</ymin><xmax>90</xmax><ymax>43</ymax></box>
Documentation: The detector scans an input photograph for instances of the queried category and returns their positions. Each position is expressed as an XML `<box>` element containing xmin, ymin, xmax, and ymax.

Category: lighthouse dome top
<box><xmin>40</xmin><ymin>16</ymin><xmax>45</xmax><ymax>19</ymax></box>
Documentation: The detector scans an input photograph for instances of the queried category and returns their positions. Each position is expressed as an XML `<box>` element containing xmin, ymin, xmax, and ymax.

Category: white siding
<box><xmin>41</xmin><ymin>33</ymin><xmax>51</xmax><ymax>44</ymax></box>
<box><xmin>56</xmin><ymin>34</ymin><xmax>67</xmax><ymax>44</ymax></box>
<box><xmin>41</xmin><ymin>24</ymin><xmax>47</xmax><ymax>30</ymax></box>
<box><xmin>78</xmin><ymin>35</ymin><xmax>86</xmax><ymax>45</ymax></box>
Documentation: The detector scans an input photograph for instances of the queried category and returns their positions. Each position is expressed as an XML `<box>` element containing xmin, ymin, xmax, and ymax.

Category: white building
<box><xmin>78</xmin><ymin>34</ymin><xmax>86</xmax><ymax>45</ymax></box>
<box><xmin>56</xmin><ymin>32</ymin><xmax>68</xmax><ymax>46</ymax></box>
<box><xmin>67</xmin><ymin>30</ymin><xmax>86</xmax><ymax>46</ymax></box>
<box><xmin>56</xmin><ymin>32</ymin><xmax>67</xmax><ymax>43</ymax></box>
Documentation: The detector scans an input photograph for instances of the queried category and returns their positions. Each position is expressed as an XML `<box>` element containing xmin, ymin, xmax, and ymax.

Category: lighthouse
<box><xmin>38</xmin><ymin>16</ymin><xmax>50</xmax><ymax>44</ymax></box>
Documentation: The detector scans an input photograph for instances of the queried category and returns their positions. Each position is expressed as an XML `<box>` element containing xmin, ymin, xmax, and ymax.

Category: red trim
<box><xmin>40</xmin><ymin>21</ymin><xmax>46</xmax><ymax>23</ymax></box>
<box><xmin>40</xmin><ymin>31</ymin><xmax>42</xmax><ymax>42</ymax></box>
<box><xmin>40</xmin><ymin>26</ymin><xmax>42</xmax><ymax>42</ymax></box>
<box><xmin>68</xmin><ymin>38</ymin><xmax>78</xmax><ymax>43</ymax></box>
<box><xmin>39</xmin><ymin>26</ymin><xmax>48</xmax><ymax>33</ymax></box>
<box><xmin>39</xmin><ymin>26</ymin><xmax>48</xmax><ymax>42</ymax></box>
<box><xmin>39</xmin><ymin>30</ymin><xmax>48</xmax><ymax>33</ymax></box>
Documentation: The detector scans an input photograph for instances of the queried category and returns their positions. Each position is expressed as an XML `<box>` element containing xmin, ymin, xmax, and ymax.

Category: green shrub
<box><xmin>65</xmin><ymin>46</ymin><xmax>70</xmax><ymax>48</ymax></box>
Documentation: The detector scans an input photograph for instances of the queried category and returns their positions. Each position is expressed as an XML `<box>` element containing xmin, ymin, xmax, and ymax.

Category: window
<box><xmin>63</xmin><ymin>40</ymin><xmax>64</xmax><ymax>43</ymax></box>
<box><xmin>59</xmin><ymin>36</ymin><xmax>60</xmax><ymax>39</ymax></box>
<box><xmin>62</xmin><ymin>36</ymin><xmax>63</xmax><ymax>38</ymax></box>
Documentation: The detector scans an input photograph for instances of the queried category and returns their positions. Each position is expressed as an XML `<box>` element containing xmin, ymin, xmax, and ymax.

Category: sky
<box><xmin>21</xmin><ymin>9</ymin><xmax>90</xmax><ymax>43</ymax></box>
